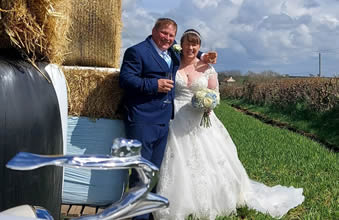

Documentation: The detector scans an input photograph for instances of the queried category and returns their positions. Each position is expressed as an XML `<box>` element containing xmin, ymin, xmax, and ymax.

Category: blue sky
<box><xmin>140</xmin><ymin>0</ymin><xmax>181</xmax><ymax>13</ymax></box>
<box><xmin>121</xmin><ymin>0</ymin><xmax>339</xmax><ymax>77</ymax></box>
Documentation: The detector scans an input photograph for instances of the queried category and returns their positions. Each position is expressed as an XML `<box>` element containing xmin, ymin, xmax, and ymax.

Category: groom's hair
<box><xmin>153</xmin><ymin>18</ymin><xmax>177</xmax><ymax>34</ymax></box>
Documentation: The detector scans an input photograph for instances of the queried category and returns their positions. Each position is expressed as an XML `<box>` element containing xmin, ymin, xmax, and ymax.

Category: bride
<box><xmin>154</xmin><ymin>29</ymin><xmax>304</xmax><ymax>220</ymax></box>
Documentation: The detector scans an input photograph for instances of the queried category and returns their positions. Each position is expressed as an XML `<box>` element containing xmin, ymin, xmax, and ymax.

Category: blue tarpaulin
<box><xmin>62</xmin><ymin>117</ymin><xmax>128</xmax><ymax>205</ymax></box>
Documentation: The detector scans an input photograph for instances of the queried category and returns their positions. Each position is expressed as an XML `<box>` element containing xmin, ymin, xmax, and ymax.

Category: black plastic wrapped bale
<box><xmin>0</xmin><ymin>56</ymin><xmax>63</xmax><ymax>219</ymax></box>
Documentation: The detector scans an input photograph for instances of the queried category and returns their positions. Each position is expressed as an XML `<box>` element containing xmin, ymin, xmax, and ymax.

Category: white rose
<box><xmin>195</xmin><ymin>91</ymin><xmax>205</xmax><ymax>100</ymax></box>
<box><xmin>203</xmin><ymin>97</ymin><xmax>213</xmax><ymax>108</ymax></box>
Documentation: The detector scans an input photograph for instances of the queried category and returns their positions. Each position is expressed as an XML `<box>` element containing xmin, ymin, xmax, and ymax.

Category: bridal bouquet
<box><xmin>192</xmin><ymin>88</ymin><xmax>220</xmax><ymax>128</ymax></box>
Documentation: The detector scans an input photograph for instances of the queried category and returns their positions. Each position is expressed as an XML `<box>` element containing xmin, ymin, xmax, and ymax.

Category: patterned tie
<box><xmin>162</xmin><ymin>51</ymin><xmax>172</xmax><ymax>68</ymax></box>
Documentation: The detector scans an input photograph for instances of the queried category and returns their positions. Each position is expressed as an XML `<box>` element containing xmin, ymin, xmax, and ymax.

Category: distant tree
<box><xmin>242</xmin><ymin>70</ymin><xmax>282</xmax><ymax>82</ymax></box>
<box><xmin>246</xmin><ymin>70</ymin><xmax>256</xmax><ymax>75</ymax></box>
<box><xmin>260</xmin><ymin>70</ymin><xmax>281</xmax><ymax>77</ymax></box>
<box><xmin>219</xmin><ymin>70</ymin><xmax>242</xmax><ymax>76</ymax></box>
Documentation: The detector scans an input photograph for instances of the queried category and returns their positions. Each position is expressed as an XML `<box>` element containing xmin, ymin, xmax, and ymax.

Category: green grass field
<box><xmin>185</xmin><ymin>100</ymin><xmax>338</xmax><ymax>219</ymax></box>
<box><xmin>224</xmin><ymin>99</ymin><xmax>339</xmax><ymax>151</ymax></box>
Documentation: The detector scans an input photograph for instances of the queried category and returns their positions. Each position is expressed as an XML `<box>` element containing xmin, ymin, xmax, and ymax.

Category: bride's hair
<box><xmin>180</xmin><ymin>29</ymin><xmax>201</xmax><ymax>46</ymax></box>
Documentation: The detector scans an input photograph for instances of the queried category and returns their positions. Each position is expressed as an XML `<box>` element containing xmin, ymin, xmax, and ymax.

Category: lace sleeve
<box><xmin>205</xmin><ymin>65</ymin><xmax>219</xmax><ymax>93</ymax></box>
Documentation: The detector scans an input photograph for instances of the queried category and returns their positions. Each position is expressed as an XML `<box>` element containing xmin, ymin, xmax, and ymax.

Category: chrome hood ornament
<box><xmin>6</xmin><ymin>138</ymin><xmax>169</xmax><ymax>220</ymax></box>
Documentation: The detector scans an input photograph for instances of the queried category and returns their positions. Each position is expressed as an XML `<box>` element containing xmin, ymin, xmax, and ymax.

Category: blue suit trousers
<box><xmin>125</xmin><ymin>122</ymin><xmax>169</xmax><ymax>220</ymax></box>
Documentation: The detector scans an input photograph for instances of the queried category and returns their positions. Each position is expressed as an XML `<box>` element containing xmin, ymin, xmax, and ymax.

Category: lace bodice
<box><xmin>175</xmin><ymin>65</ymin><xmax>218</xmax><ymax>103</ymax></box>
<box><xmin>171</xmin><ymin>65</ymin><xmax>219</xmax><ymax>134</ymax></box>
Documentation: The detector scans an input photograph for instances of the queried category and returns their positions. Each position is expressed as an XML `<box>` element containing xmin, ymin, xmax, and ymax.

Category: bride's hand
<box><xmin>158</xmin><ymin>79</ymin><xmax>174</xmax><ymax>93</ymax></box>
<box><xmin>202</xmin><ymin>51</ymin><xmax>217</xmax><ymax>64</ymax></box>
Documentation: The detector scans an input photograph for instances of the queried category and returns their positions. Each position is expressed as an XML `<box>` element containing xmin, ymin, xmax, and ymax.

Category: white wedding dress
<box><xmin>154</xmin><ymin>66</ymin><xmax>304</xmax><ymax>220</ymax></box>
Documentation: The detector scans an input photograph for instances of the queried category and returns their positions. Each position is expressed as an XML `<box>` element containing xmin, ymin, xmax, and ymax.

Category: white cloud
<box><xmin>303</xmin><ymin>0</ymin><xmax>320</xmax><ymax>8</ymax></box>
<box><xmin>121</xmin><ymin>0</ymin><xmax>339</xmax><ymax>76</ymax></box>
<box><xmin>192</xmin><ymin>0</ymin><xmax>222</xmax><ymax>9</ymax></box>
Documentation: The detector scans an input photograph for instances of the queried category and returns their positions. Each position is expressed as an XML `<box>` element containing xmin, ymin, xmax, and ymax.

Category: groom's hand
<box><xmin>158</xmin><ymin>79</ymin><xmax>174</xmax><ymax>93</ymax></box>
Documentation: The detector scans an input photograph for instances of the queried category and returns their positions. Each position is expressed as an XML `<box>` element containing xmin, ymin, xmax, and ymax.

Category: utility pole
<box><xmin>318</xmin><ymin>52</ymin><xmax>321</xmax><ymax>77</ymax></box>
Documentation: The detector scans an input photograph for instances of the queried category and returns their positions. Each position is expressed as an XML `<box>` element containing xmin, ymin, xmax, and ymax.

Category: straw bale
<box><xmin>63</xmin><ymin>66</ymin><xmax>123</xmax><ymax>119</ymax></box>
<box><xmin>0</xmin><ymin>0</ymin><xmax>71</xmax><ymax>64</ymax></box>
<box><xmin>63</xmin><ymin>0</ymin><xmax>122</xmax><ymax>68</ymax></box>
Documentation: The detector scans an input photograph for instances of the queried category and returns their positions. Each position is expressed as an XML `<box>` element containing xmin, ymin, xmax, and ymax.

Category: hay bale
<box><xmin>0</xmin><ymin>0</ymin><xmax>71</xmax><ymax>64</ymax></box>
<box><xmin>63</xmin><ymin>0</ymin><xmax>122</xmax><ymax>68</ymax></box>
<box><xmin>63</xmin><ymin>66</ymin><xmax>123</xmax><ymax>119</ymax></box>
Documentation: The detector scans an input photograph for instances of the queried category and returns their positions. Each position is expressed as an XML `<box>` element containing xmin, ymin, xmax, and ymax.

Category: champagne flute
<box><xmin>166</xmin><ymin>71</ymin><xmax>173</xmax><ymax>81</ymax></box>
<box><xmin>163</xmin><ymin>72</ymin><xmax>172</xmax><ymax>104</ymax></box>
<box><xmin>207</xmin><ymin>50</ymin><xmax>217</xmax><ymax>63</ymax></box>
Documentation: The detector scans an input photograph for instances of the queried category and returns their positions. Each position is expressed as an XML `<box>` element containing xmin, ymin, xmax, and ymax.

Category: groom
<box><xmin>119</xmin><ymin>18</ymin><xmax>211</xmax><ymax>220</ymax></box>
<box><xmin>120</xmin><ymin>18</ymin><xmax>182</xmax><ymax>173</ymax></box>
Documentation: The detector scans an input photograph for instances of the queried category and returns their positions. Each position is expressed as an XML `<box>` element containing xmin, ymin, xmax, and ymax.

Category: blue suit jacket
<box><xmin>119</xmin><ymin>36</ymin><xmax>181</xmax><ymax>124</ymax></box>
